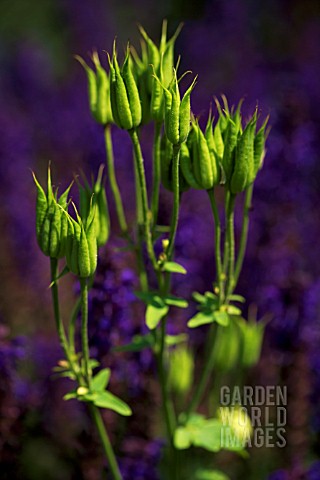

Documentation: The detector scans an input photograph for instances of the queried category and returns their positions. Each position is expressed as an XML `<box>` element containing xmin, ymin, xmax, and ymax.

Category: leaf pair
<box><xmin>64</xmin><ymin>368</ymin><xmax>132</xmax><ymax>417</ymax></box>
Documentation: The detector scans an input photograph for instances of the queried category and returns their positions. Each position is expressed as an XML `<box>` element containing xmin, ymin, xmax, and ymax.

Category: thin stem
<box><xmin>50</xmin><ymin>258</ymin><xmax>72</xmax><ymax>362</ymax></box>
<box><xmin>225</xmin><ymin>193</ymin><xmax>236</xmax><ymax>299</ymax></box>
<box><xmin>222</xmin><ymin>190</ymin><xmax>230</xmax><ymax>274</ymax></box>
<box><xmin>167</xmin><ymin>144</ymin><xmax>181</xmax><ymax>260</ymax></box>
<box><xmin>207</xmin><ymin>189</ymin><xmax>223</xmax><ymax>305</ymax></box>
<box><xmin>68</xmin><ymin>297</ymin><xmax>81</xmax><ymax>356</ymax></box>
<box><xmin>151</xmin><ymin>121</ymin><xmax>162</xmax><ymax>230</ymax></box>
<box><xmin>80</xmin><ymin>277</ymin><xmax>91</xmax><ymax>385</ymax></box>
<box><xmin>89</xmin><ymin>404</ymin><xmax>122</xmax><ymax>480</ymax></box>
<box><xmin>233</xmin><ymin>184</ymin><xmax>253</xmax><ymax>289</ymax></box>
<box><xmin>186</xmin><ymin>324</ymin><xmax>219</xmax><ymax>417</ymax></box>
<box><xmin>104</xmin><ymin>124</ymin><xmax>128</xmax><ymax>235</ymax></box>
<box><xmin>129</xmin><ymin>129</ymin><xmax>158</xmax><ymax>270</ymax></box>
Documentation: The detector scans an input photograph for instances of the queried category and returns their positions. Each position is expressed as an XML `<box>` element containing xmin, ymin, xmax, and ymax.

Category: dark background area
<box><xmin>0</xmin><ymin>0</ymin><xmax>320</xmax><ymax>479</ymax></box>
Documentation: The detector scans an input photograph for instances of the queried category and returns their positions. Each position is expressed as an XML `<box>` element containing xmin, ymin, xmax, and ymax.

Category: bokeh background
<box><xmin>1</xmin><ymin>0</ymin><xmax>320</xmax><ymax>478</ymax></box>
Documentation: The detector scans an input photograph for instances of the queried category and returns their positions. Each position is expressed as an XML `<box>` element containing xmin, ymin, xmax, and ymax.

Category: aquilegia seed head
<box><xmin>180</xmin><ymin>117</ymin><xmax>221</xmax><ymax>190</ymax></box>
<box><xmin>217</xmin><ymin>97</ymin><xmax>269</xmax><ymax>194</ymax></box>
<box><xmin>65</xmin><ymin>203</ymin><xmax>97</xmax><ymax>278</ymax></box>
<box><xmin>108</xmin><ymin>42</ymin><xmax>142</xmax><ymax>131</ymax></box>
<box><xmin>33</xmin><ymin>166</ymin><xmax>72</xmax><ymax>259</ymax></box>
<box><xmin>78</xmin><ymin>165</ymin><xmax>110</xmax><ymax>248</ymax></box>
<box><xmin>75</xmin><ymin>51</ymin><xmax>113</xmax><ymax>125</ymax></box>
<box><xmin>154</xmin><ymin>68</ymin><xmax>197</xmax><ymax>145</ymax></box>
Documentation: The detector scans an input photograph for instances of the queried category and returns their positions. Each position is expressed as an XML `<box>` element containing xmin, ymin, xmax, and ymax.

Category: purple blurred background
<box><xmin>0</xmin><ymin>0</ymin><xmax>320</xmax><ymax>478</ymax></box>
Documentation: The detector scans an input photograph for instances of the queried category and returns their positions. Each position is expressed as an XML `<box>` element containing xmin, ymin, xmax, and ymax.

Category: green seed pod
<box><xmin>168</xmin><ymin>345</ymin><xmax>194</xmax><ymax>395</ymax></box>
<box><xmin>253</xmin><ymin>116</ymin><xmax>269</xmax><ymax>175</ymax></box>
<box><xmin>213</xmin><ymin>318</ymin><xmax>242</xmax><ymax>372</ymax></box>
<box><xmin>231</xmin><ymin>113</ymin><xmax>258</xmax><ymax>194</ymax></box>
<box><xmin>33</xmin><ymin>167</ymin><xmax>72</xmax><ymax>259</ymax></box>
<box><xmin>181</xmin><ymin>120</ymin><xmax>219</xmax><ymax>190</ymax></box>
<box><xmin>156</xmin><ymin>70</ymin><xmax>196</xmax><ymax>146</ymax></box>
<box><xmin>108</xmin><ymin>42</ymin><xmax>142</xmax><ymax>131</ymax></box>
<box><xmin>138</xmin><ymin>21</ymin><xmax>182</xmax><ymax>122</ymax></box>
<box><xmin>160</xmin><ymin>133</ymin><xmax>189</xmax><ymax>192</ymax></box>
<box><xmin>238</xmin><ymin>317</ymin><xmax>265</xmax><ymax>368</ymax></box>
<box><xmin>65</xmin><ymin>204</ymin><xmax>97</xmax><ymax>278</ymax></box>
<box><xmin>122</xmin><ymin>47</ymin><xmax>142</xmax><ymax>127</ymax></box>
<box><xmin>180</xmin><ymin>142</ymin><xmax>202</xmax><ymax>189</ymax></box>
<box><xmin>221</xmin><ymin>115</ymin><xmax>239</xmax><ymax>187</ymax></box>
<box><xmin>75</xmin><ymin>52</ymin><xmax>113</xmax><ymax>125</ymax></box>
<box><xmin>78</xmin><ymin>165</ymin><xmax>110</xmax><ymax>248</ymax></box>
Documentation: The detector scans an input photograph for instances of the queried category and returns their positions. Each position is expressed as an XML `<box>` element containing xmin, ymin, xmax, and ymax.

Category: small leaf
<box><xmin>164</xmin><ymin>295</ymin><xmax>188</xmax><ymax>308</ymax></box>
<box><xmin>113</xmin><ymin>334</ymin><xmax>154</xmax><ymax>352</ymax></box>
<box><xmin>146</xmin><ymin>296</ymin><xmax>169</xmax><ymax>329</ymax></box>
<box><xmin>188</xmin><ymin>312</ymin><xmax>214</xmax><ymax>328</ymax></box>
<box><xmin>228</xmin><ymin>294</ymin><xmax>246</xmax><ymax>303</ymax></box>
<box><xmin>165</xmin><ymin>334</ymin><xmax>188</xmax><ymax>346</ymax></box>
<box><xmin>93</xmin><ymin>391</ymin><xmax>132</xmax><ymax>416</ymax></box>
<box><xmin>63</xmin><ymin>391</ymin><xmax>77</xmax><ymax>401</ymax></box>
<box><xmin>174</xmin><ymin>426</ymin><xmax>192</xmax><ymax>449</ymax></box>
<box><xmin>192</xmin><ymin>419</ymin><xmax>223</xmax><ymax>452</ymax></box>
<box><xmin>162</xmin><ymin>261</ymin><xmax>187</xmax><ymax>274</ymax></box>
<box><xmin>213</xmin><ymin>311</ymin><xmax>230</xmax><ymax>326</ymax></box>
<box><xmin>192</xmin><ymin>292</ymin><xmax>206</xmax><ymax>304</ymax></box>
<box><xmin>226</xmin><ymin>305</ymin><xmax>242</xmax><ymax>316</ymax></box>
<box><xmin>195</xmin><ymin>469</ymin><xmax>230</xmax><ymax>480</ymax></box>
<box><xmin>91</xmin><ymin>368</ymin><xmax>111</xmax><ymax>392</ymax></box>
<box><xmin>49</xmin><ymin>265</ymin><xmax>70</xmax><ymax>287</ymax></box>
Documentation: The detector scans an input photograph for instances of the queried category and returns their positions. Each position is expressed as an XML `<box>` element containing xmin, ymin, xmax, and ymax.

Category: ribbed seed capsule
<box><xmin>221</xmin><ymin>116</ymin><xmax>238</xmax><ymax>186</ymax></box>
<box><xmin>108</xmin><ymin>43</ymin><xmax>142</xmax><ymax>131</ymax></box>
<box><xmin>180</xmin><ymin>142</ymin><xmax>202</xmax><ymax>189</ymax></box>
<box><xmin>65</xmin><ymin>205</ymin><xmax>97</xmax><ymax>278</ymax></box>
<box><xmin>160</xmin><ymin>134</ymin><xmax>189</xmax><ymax>192</ymax></box>
<box><xmin>253</xmin><ymin>116</ymin><xmax>269</xmax><ymax>175</ymax></box>
<box><xmin>75</xmin><ymin>52</ymin><xmax>112</xmax><ymax>125</ymax></box>
<box><xmin>79</xmin><ymin>166</ymin><xmax>110</xmax><ymax>248</ymax></box>
<box><xmin>33</xmin><ymin>168</ymin><xmax>72</xmax><ymax>259</ymax></box>
<box><xmin>156</xmin><ymin>70</ymin><xmax>196</xmax><ymax>146</ymax></box>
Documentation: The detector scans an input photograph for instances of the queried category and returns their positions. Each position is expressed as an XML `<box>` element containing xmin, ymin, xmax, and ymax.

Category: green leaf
<box><xmin>165</xmin><ymin>334</ymin><xmax>188</xmax><ymax>346</ymax></box>
<box><xmin>188</xmin><ymin>311</ymin><xmax>214</xmax><ymax>328</ymax></box>
<box><xmin>93</xmin><ymin>391</ymin><xmax>132</xmax><ymax>416</ymax></box>
<box><xmin>228</xmin><ymin>294</ymin><xmax>246</xmax><ymax>303</ymax></box>
<box><xmin>63</xmin><ymin>391</ymin><xmax>77</xmax><ymax>401</ymax></box>
<box><xmin>174</xmin><ymin>426</ymin><xmax>192</xmax><ymax>449</ymax></box>
<box><xmin>193</xmin><ymin>419</ymin><xmax>223</xmax><ymax>452</ymax></box>
<box><xmin>226</xmin><ymin>305</ymin><xmax>242</xmax><ymax>316</ymax></box>
<box><xmin>192</xmin><ymin>292</ymin><xmax>206</xmax><ymax>304</ymax></box>
<box><xmin>164</xmin><ymin>294</ymin><xmax>188</xmax><ymax>308</ymax></box>
<box><xmin>113</xmin><ymin>334</ymin><xmax>154</xmax><ymax>352</ymax></box>
<box><xmin>162</xmin><ymin>261</ymin><xmax>187</xmax><ymax>274</ymax></box>
<box><xmin>49</xmin><ymin>265</ymin><xmax>70</xmax><ymax>287</ymax></box>
<box><xmin>146</xmin><ymin>296</ymin><xmax>169</xmax><ymax>329</ymax></box>
<box><xmin>213</xmin><ymin>311</ymin><xmax>230</xmax><ymax>326</ymax></box>
<box><xmin>91</xmin><ymin>368</ymin><xmax>111</xmax><ymax>392</ymax></box>
<box><xmin>195</xmin><ymin>469</ymin><xmax>230</xmax><ymax>480</ymax></box>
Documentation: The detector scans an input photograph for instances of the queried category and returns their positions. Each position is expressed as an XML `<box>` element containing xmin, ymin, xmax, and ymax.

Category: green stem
<box><xmin>104</xmin><ymin>124</ymin><xmax>128</xmax><ymax>235</ymax></box>
<box><xmin>225</xmin><ymin>193</ymin><xmax>236</xmax><ymax>299</ymax></box>
<box><xmin>151</xmin><ymin>121</ymin><xmax>162</xmax><ymax>230</ymax></box>
<box><xmin>129</xmin><ymin>129</ymin><xmax>158</xmax><ymax>271</ymax></box>
<box><xmin>207</xmin><ymin>189</ymin><xmax>223</xmax><ymax>304</ymax></box>
<box><xmin>50</xmin><ymin>258</ymin><xmax>72</xmax><ymax>362</ymax></box>
<box><xmin>167</xmin><ymin>144</ymin><xmax>181</xmax><ymax>260</ymax></box>
<box><xmin>68</xmin><ymin>297</ymin><xmax>81</xmax><ymax>356</ymax></box>
<box><xmin>233</xmin><ymin>184</ymin><xmax>253</xmax><ymax>289</ymax></box>
<box><xmin>80</xmin><ymin>277</ymin><xmax>91</xmax><ymax>386</ymax></box>
<box><xmin>89</xmin><ymin>404</ymin><xmax>122</xmax><ymax>480</ymax></box>
<box><xmin>186</xmin><ymin>324</ymin><xmax>219</xmax><ymax>417</ymax></box>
